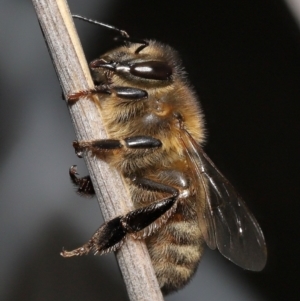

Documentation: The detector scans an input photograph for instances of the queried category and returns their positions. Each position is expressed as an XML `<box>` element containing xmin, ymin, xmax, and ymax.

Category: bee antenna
<box><xmin>72</xmin><ymin>14</ymin><xmax>130</xmax><ymax>38</ymax></box>
<box><xmin>73</xmin><ymin>15</ymin><xmax>149</xmax><ymax>53</ymax></box>
<box><xmin>114</xmin><ymin>36</ymin><xmax>149</xmax><ymax>54</ymax></box>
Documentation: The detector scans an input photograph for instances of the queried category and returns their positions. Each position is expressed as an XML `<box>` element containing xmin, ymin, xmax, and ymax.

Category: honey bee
<box><xmin>61</xmin><ymin>16</ymin><xmax>267</xmax><ymax>294</ymax></box>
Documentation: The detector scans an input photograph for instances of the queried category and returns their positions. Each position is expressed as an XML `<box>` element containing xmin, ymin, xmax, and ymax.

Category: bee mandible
<box><xmin>61</xmin><ymin>15</ymin><xmax>267</xmax><ymax>295</ymax></box>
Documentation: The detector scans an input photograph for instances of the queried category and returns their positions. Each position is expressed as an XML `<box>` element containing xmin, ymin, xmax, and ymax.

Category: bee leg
<box><xmin>61</xmin><ymin>196</ymin><xmax>177</xmax><ymax>257</ymax></box>
<box><xmin>113</xmin><ymin>86</ymin><xmax>148</xmax><ymax>100</ymax></box>
<box><xmin>67</xmin><ymin>76</ymin><xmax>148</xmax><ymax>104</ymax></box>
<box><xmin>73</xmin><ymin>136</ymin><xmax>162</xmax><ymax>157</ymax></box>
<box><xmin>67</xmin><ymin>84</ymin><xmax>112</xmax><ymax>104</ymax></box>
<box><xmin>61</xmin><ymin>215</ymin><xmax>126</xmax><ymax>257</ymax></box>
<box><xmin>69</xmin><ymin>135</ymin><xmax>161</xmax><ymax>194</ymax></box>
<box><xmin>130</xmin><ymin>176</ymin><xmax>178</xmax><ymax>196</ymax></box>
<box><xmin>62</xmin><ymin>178</ymin><xmax>178</xmax><ymax>256</ymax></box>
<box><xmin>127</xmin><ymin>177</ymin><xmax>180</xmax><ymax>239</ymax></box>
<box><xmin>69</xmin><ymin>165</ymin><xmax>95</xmax><ymax>197</ymax></box>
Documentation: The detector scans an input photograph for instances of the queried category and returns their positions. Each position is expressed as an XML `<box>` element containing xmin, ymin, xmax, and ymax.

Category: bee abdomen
<box><xmin>146</xmin><ymin>218</ymin><xmax>204</xmax><ymax>295</ymax></box>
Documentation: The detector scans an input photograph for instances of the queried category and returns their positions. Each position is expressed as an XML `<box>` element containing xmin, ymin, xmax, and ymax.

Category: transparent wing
<box><xmin>181</xmin><ymin>130</ymin><xmax>267</xmax><ymax>271</ymax></box>
<box><xmin>181</xmin><ymin>133</ymin><xmax>217</xmax><ymax>250</ymax></box>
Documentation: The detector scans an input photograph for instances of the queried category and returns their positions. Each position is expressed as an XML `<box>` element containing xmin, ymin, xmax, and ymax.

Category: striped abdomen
<box><xmin>146</xmin><ymin>200</ymin><xmax>204</xmax><ymax>294</ymax></box>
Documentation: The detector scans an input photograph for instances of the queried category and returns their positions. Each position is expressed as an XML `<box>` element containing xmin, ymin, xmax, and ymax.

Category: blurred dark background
<box><xmin>1</xmin><ymin>0</ymin><xmax>299</xmax><ymax>300</ymax></box>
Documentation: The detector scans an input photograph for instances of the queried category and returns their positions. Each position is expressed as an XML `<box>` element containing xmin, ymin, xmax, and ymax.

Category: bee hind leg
<box><xmin>61</xmin><ymin>196</ymin><xmax>177</xmax><ymax>257</ymax></box>
<box><xmin>61</xmin><ymin>179</ymin><xmax>179</xmax><ymax>257</ymax></box>
<box><xmin>61</xmin><ymin>215</ymin><xmax>126</xmax><ymax>257</ymax></box>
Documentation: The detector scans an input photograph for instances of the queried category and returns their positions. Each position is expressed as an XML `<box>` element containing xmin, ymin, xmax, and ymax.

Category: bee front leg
<box><xmin>67</xmin><ymin>80</ymin><xmax>147</xmax><ymax>104</ymax></box>
<box><xmin>67</xmin><ymin>71</ymin><xmax>113</xmax><ymax>103</ymax></box>
<box><xmin>67</xmin><ymin>84</ymin><xmax>112</xmax><ymax>104</ymax></box>
<box><xmin>61</xmin><ymin>178</ymin><xmax>179</xmax><ymax>257</ymax></box>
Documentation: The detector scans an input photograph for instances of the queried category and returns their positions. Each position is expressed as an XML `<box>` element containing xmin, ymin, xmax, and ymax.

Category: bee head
<box><xmin>73</xmin><ymin>15</ymin><xmax>184</xmax><ymax>85</ymax></box>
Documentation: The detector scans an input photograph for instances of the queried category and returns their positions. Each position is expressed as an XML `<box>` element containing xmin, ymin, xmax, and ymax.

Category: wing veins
<box><xmin>180</xmin><ymin>129</ymin><xmax>267</xmax><ymax>271</ymax></box>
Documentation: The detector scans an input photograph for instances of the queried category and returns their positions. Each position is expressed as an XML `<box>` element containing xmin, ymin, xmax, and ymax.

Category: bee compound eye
<box><xmin>130</xmin><ymin>61</ymin><xmax>172</xmax><ymax>80</ymax></box>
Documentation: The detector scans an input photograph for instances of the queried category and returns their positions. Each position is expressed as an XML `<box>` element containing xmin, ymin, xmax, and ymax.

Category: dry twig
<box><xmin>31</xmin><ymin>0</ymin><xmax>164</xmax><ymax>300</ymax></box>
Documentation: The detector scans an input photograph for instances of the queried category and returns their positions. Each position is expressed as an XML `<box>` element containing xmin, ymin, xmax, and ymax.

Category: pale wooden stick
<box><xmin>31</xmin><ymin>0</ymin><xmax>164</xmax><ymax>300</ymax></box>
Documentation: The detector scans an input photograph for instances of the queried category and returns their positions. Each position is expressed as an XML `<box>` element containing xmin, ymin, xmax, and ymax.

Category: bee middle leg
<box><xmin>68</xmin><ymin>135</ymin><xmax>162</xmax><ymax>196</ymax></box>
<box><xmin>73</xmin><ymin>135</ymin><xmax>161</xmax><ymax>157</ymax></box>
<box><xmin>69</xmin><ymin>165</ymin><xmax>95</xmax><ymax>196</ymax></box>
<box><xmin>61</xmin><ymin>178</ymin><xmax>179</xmax><ymax>257</ymax></box>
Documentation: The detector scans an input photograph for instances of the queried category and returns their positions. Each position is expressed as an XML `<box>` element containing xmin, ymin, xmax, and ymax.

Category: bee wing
<box><xmin>181</xmin><ymin>133</ymin><xmax>217</xmax><ymax>250</ymax></box>
<box><xmin>181</xmin><ymin>130</ymin><xmax>267</xmax><ymax>271</ymax></box>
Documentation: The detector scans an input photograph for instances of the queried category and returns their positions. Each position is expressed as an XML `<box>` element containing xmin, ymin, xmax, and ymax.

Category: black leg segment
<box><xmin>61</xmin><ymin>215</ymin><xmax>127</xmax><ymax>257</ymax></box>
<box><xmin>92</xmin><ymin>140</ymin><xmax>123</xmax><ymax>150</ymax></box>
<box><xmin>61</xmin><ymin>190</ymin><xmax>178</xmax><ymax>257</ymax></box>
<box><xmin>69</xmin><ymin>165</ymin><xmax>95</xmax><ymax>196</ymax></box>
<box><xmin>72</xmin><ymin>139</ymin><xmax>122</xmax><ymax>157</ymax></box>
<box><xmin>72</xmin><ymin>136</ymin><xmax>162</xmax><ymax>157</ymax></box>
<box><xmin>113</xmin><ymin>86</ymin><xmax>148</xmax><ymax>100</ymax></box>
<box><xmin>124</xmin><ymin>136</ymin><xmax>162</xmax><ymax>149</ymax></box>
<box><xmin>121</xmin><ymin>198</ymin><xmax>176</xmax><ymax>233</ymax></box>
<box><xmin>131</xmin><ymin>176</ymin><xmax>178</xmax><ymax>196</ymax></box>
